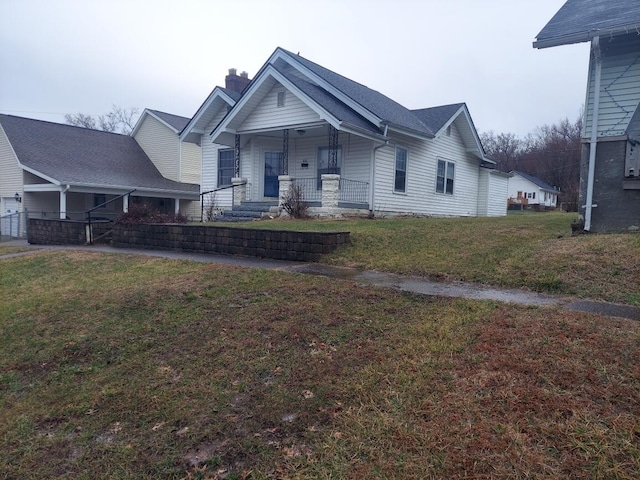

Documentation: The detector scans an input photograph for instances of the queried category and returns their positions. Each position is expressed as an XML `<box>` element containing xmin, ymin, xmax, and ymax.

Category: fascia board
<box><xmin>210</xmin><ymin>65</ymin><xmax>341</xmax><ymax>142</ymax></box>
<box><xmin>533</xmin><ymin>24</ymin><xmax>637</xmax><ymax>49</ymax></box>
<box><xmin>339</xmin><ymin>122</ymin><xmax>387</xmax><ymax>142</ymax></box>
<box><xmin>386</xmin><ymin>124</ymin><xmax>433</xmax><ymax>141</ymax></box>
<box><xmin>274</xmin><ymin>49</ymin><xmax>383</xmax><ymax>127</ymax></box>
<box><xmin>179</xmin><ymin>87</ymin><xmax>236</xmax><ymax>141</ymax></box>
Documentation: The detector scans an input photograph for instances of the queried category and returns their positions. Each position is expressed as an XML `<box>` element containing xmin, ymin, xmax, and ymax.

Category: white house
<box><xmin>535</xmin><ymin>0</ymin><xmax>640</xmax><ymax>232</ymax></box>
<box><xmin>508</xmin><ymin>171</ymin><xmax>559</xmax><ymax>210</ymax></box>
<box><xmin>0</xmin><ymin>114</ymin><xmax>199</xmax><ymax>237</ymax></box>
<box><xmin>182</xmin><ymin>48</ymin><xmax>508</xmax><ymax>219</ymax></box>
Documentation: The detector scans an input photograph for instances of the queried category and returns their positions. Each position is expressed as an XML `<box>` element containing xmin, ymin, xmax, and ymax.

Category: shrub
<box><xmin>115</xmin><ymin>203</ymin><xmax>188</xmax><ymax>225</ymax></box>
<box><xmin>281</xmin><ymin>184</ymin><xmax>308</xmax><ymax>219</ymax></box>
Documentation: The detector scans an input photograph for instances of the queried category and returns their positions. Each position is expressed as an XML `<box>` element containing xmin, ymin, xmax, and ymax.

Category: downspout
<box><xmin>584</xmin><ymin>36</ymin><xmax>601</xmax><ymax>231</ymax></box>
<box><xmin>370</xmin><ymin>124</ymin><xmax>390</xmax><ymax>216</ymax></box>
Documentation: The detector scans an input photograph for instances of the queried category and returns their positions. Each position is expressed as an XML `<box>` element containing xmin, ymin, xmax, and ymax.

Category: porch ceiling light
<box><xmin>296</xmin><ymin>129</ymin><xmax>306</xmax><ymax>136</ymax></box>
<box><xmin>14</xmin><ymin>192</ymin><xmax>22</xmax><ymax>203</ymax></box>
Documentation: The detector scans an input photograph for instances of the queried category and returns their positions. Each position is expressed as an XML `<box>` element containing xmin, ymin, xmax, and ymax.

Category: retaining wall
<box><xmin>28</xmin><ymin>219</ymin><xmax>112</xmax><ymax>245</ymax></box>
<box><xmin>111</xmin><ymin>224</ymin><xmax>350</xmax><ymax>262</ymax></box>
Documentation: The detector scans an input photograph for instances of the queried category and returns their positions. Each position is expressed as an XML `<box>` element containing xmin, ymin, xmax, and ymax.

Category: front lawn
<box><xmin>1</xmin><ymin>251</ymin><xmax>638</xmax><ymax>479</ymax></box>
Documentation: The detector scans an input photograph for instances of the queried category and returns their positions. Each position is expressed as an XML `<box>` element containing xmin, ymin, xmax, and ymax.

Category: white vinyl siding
<box><xmin>482</xmin><ymin>170</ymin><xmax>508</xmax><ymax>217</ymax></box>
<box><xmin>373</xmin><ymin>124</ymin><xmax>481</xmax><ymax>216</ymax></box>
<box><xmin>180</xmin><ymin>142</ymin><xmax>201</xmax><ymax>184</ymax></box>
<box><xmin>134</xmin><ymin>115</ymin><xmax>179</xmax><ymax>181</ymax></box>
<box><xmin>507</xmin><ymin>173</ymin><xmax>557</xmax><ymax>208</ymax></box>
<box><xmin>0</xmin><ymin>124</ymin><xmax>23</xmax><ymax>210</ymax></box>
<box><xmin>239</xmin><ymin>83</ymin><xmax>321</xmax><ymax>132</ymax></box>
<box><xmin>584</xmin><ymin>33</ymin><xmax>640</xmax><ymax>138</ymax></box>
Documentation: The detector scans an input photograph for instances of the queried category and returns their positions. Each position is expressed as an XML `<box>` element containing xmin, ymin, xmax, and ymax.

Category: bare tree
<box><xmin>480</xmin><ymin>131</ymin><xmax>523</xmax><ymax>172</ymax></box>
<box><xmin>65</xmin><ymin>105</ymin><xmax>139</xmax><ymax>134</ymax></box>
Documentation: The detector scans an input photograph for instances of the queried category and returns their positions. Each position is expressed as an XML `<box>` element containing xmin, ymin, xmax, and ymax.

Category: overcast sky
<box><xmin>0</xmin><ymin>0</ymin><xmax>589</xmax><ymax>138</ymax></box>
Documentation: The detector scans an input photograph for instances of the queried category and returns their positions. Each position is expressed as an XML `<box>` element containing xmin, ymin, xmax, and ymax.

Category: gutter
<box><xmin>584</xmin><ymin>36</ymin><xmax>601</xmax><ymax>232</ymax></box>
<box><xmin>369</xmin><ymin>124</ymin><xmax>390</xmax><ymax>216</ymax></box>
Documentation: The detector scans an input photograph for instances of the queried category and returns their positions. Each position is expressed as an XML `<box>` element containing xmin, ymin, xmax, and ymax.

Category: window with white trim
<box><xmin>218</xmin><ymin>149</ymin><xmax>234</xmax><ymax>187</ymax></box>
<box><xmin>394</xmin><ymin>147</ymin><xmax>407</xmax><ymax>193</ymax></box>
<box><xmin>436</xmin><ymin>159</ymin><xmax>455</xmax><ymax>194</ymax></box>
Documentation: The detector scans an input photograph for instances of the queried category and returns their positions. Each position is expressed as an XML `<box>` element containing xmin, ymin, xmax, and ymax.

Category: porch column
<box><xmin>321</xmin><ymin>174</ymin><xmax>340</xmax><ymax>214</ymax></box>
<box><xmin>174</xmin><ymin>198</ymin><xmax>180</xmax><ymax>214</ymax></box>
<box><xmin>232</xmin><ymin>177</ymin><xmax>247</xmax><ymax>206</ymax></box>
<box><xmin>282</xmin><ymin>129</ymin><xmax>289</xmax><ymax>175</ymax></box>
<box><xmin>59</xmin><ymin>189</ymin><xmax>67</xmax><ymax>219</ymax></box>
<box><xmin>123</xmin><ymin>194</ymin><xmax>129</xmax><ymax>213</ymax></box>
<box><xmin>328</xmin><ymin>125</ymin><xmax>339</xmax><ymax>174</ymax></box>
<box><xmin>278</xmin><ymin>175</ymin><xmax>293</xmax><ymax>214</ymax></box>
<box><xmin>234</xmin><ymin>134</ymin><xmax>241</xmax><ymax>178</ymax></box>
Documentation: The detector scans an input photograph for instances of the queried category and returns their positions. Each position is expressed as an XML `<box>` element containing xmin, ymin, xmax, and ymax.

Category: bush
<box><xmin>281</xmin><ymin>185</ymin><xmax>308</xmax><ymax>219</ymax></box>
<box><xmin>115</xmin><ymin>203</ymin><xmax>188</xmax><ymax>225</ymax></box>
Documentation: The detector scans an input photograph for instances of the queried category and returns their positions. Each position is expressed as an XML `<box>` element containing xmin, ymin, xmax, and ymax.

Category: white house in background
<box><xmin>131</xmin><ymin>108</ymin><xmax>202</xmax><ymax>218</ymax></box>
<box><xmin>507</xmin><ymin>171</ymin><xmax>560</xmax><ymax>210</ymax></box>
<box><xmin>186</xmin><ymin>48</ymin><xmax>508</xmax><ymax>219</ymax></box>
<box><xmin>0</xmin><ymin>114</ymin><xmax>199</xmax><ymax>236</ymax></box>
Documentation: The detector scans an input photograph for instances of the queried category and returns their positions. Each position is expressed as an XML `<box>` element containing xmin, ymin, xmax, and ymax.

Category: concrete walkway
<box><xmin>2</xmin><ymin>240</ymin><xmax>639</xmax><ymax>321</ymax></box>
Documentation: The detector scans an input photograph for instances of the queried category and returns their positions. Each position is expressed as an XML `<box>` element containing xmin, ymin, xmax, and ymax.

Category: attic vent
<box><xmin>277</xmin><ymin>91</ymin><xmax>286</xmax><ymax>108</ymax></box>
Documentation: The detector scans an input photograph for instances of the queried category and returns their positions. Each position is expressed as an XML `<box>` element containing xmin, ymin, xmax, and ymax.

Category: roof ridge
<box><xmin>0</xmin><ymin>113</ymin><xmax>128</xmax><ymax>136</ymax></box>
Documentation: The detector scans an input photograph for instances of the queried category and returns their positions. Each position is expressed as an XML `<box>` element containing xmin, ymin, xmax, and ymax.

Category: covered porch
<box><xmin>222</xmin><ymin>123</ymin><xmax>376</xmax><ymax>217</ymax></box>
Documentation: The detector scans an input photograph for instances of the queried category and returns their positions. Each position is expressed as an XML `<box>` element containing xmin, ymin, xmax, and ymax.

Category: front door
<box><xmin>264</xmin><ymin>152</ymin><xmax>284</xmax><ymax>198</ymax></box>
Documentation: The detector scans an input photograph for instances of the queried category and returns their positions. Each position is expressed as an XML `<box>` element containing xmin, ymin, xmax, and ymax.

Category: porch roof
<box><xmin>0</xmin><ymin>114</ymin><xmax>199</xmax><ymax>196</ymax></box>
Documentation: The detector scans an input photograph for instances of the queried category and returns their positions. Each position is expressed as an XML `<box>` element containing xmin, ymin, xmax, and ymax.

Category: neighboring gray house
<box><xmin>0</xmin><ymin>114</ymin><xmax>199</xmax><ymax>230</ymax></box>
<box><xmin>188</xmin><ymin>48</ymin><xmax>508</xmax><ymax>219</ymax></box>
<box><xmin>534</xmin><ymin>0</ymin><xmax>640</xmax><ymax>232</ymax></box>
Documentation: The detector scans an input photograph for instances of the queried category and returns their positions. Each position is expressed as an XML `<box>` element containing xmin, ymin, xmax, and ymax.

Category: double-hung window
<box><xmin>394</xmin><ymin>147</ymin><xmax>407</xmax><ymax>193</ymax></box>
<box><xmin>436</xmin><ymin>159</ymin><xmax>455</xmax><ymax>194</ymax></box>
<box><xmin>218</xmin><ymin>149</ymin><xmax>234</xmax><ymax>187</ymax></box>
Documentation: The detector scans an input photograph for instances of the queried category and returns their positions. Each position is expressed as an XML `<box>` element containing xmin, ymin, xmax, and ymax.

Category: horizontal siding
<box><xmin>374</xmin><ymin>123</ymin><xmax>481</xmax><ymax>216</ymax></box>
<box><xmin>134</xmin><ymin>115</ymin><xmax>179</xmax><ymax>181</ymax></box>
<box><xmin>180</xmin><ymin>142</ymin><xmax>201</xmax><ymax>184</ymax></box>
<box><xmin>477</xmin><ymin>169</ymin><xmax>489</xmax><ymax>216</ymax></box>
<box><xmin>0</xmin><ymin>124</ymin><xmax>23</xmax><ymax>203</ymax></box>
<box><xmin>486</xmin><ymin>173</ymin><xmax>508</xmax><ymax>216</ymax></box>
<box><xmin>24</xmin><ymin>191</ymin><xmax>59</xmax><ymax>217</ymax></box>
<box><xmin>584</xmin><ymin>33</ymin><xmax>640</xmax><ymax>138</ymax></box>
<box><xmin>240</xmin><ymin>82</ymin><xmax>321</xmax><ymax>132</ymax></box>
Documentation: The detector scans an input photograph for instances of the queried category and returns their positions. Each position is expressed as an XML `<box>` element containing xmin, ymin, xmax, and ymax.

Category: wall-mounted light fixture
<box><xmin>296</xmin><ymin>129</ymin><xmax>306</xmax><ymax>136</ymax></box>
<box><xmin>14</xmin><ymin>192</ymin><xmax>22</xmax><ymax>203</ymax></box>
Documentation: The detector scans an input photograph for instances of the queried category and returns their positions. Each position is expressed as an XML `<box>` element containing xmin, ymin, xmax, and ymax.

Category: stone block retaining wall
<box><xmin>28</xmin><ymin>219</ymin><xmax>112</xmax><ymax>245</ymax></box>
<box><xmin>112</xmin><ymin>224</ymin><xmax>350</xmax><ymax>262</ymax></box>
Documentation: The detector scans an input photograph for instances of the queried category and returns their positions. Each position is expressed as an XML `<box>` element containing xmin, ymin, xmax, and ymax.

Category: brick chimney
<box><xmin>225</xmin><ymin>68</ymin><xmax>251</xmax><ymax>94</ymax></box>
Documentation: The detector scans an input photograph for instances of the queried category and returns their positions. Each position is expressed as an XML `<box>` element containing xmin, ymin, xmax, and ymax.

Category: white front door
<box><xmin>1</xmin><ymin>198</ymin><xmax>21</xmax><ymax>237</ymax></box>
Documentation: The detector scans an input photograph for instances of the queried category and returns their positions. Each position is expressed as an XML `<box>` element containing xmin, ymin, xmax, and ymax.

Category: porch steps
<box><xmin>215</xmin><ymin>201</ymin><xmax>278</xmax><ymax>222</ymax></box>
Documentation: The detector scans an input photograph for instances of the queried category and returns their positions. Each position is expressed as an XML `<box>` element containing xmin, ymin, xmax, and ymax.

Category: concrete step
<box><xmin>222</xmin><ymin>210</ymin><xmax>263</xmax><ymax>218</ymax></box>
<box><xmin>232</xmin><ymin>202</ymin><xmax>278</xmax><ymax>212</ymax></box>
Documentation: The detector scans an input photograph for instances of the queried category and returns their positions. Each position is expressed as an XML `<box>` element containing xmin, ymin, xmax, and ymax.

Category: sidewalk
<box><xmin>2</xmin><ymin>240</ymin><xmax>639</xmax><ymax>321</ymax></box>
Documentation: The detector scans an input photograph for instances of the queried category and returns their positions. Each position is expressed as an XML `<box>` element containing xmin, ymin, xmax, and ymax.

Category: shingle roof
<box><xmin>411</xmin><ymin>103</ymin><xmax>465</xmax><ymax>134</ymax></box>
<box><xmin>0</xmin><ymin>114</ymin><xmax>198</xmax><ymax>194</ymax></box>
<box><xmin>219</xmin><ymin>87</ymin><xmax>242</xmax><ymax>102</ymax></box>
<box><xmin>272</xmin><ymin>59</ymin><xmax>381</xmax><ymax>136</ymax></box>
<box><xmin>147</xmin><ymin>109</ymin><xmax>191</xmax><ymax>132</ymax></box>
<box><xmin>534</xmin><ymin>0</ymin><xmax>640</xmax><ymax>48</ymax></box>
<box><xmin>513</xmin><ymin>171</ymin><xmax>559</xmax><ymax>192</ymax></box>
<box><xmin>280</xmin><ymin>48</ymin><xmax>435</xmax><ymax>136</ymax></box>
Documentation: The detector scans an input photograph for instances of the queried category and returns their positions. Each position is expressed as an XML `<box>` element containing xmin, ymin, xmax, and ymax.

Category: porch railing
<box><xmin>292</xmin><ymin>178</ymin><xmax>322</xmax><ymax>203</ymax></box>
<box><xmin>339</xmin><ymin>178</ymin><xmax>369</xmax><ymax>205</ymax></box>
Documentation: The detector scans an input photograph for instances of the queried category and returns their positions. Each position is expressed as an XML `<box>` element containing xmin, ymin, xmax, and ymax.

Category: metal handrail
<box><xmin>200</xmin><ymin>183</ymin><xmax>241</xmax><ymax>222</ymax></box>
<box><xmin>86</xmin><ymin>189</ymin><xmax>136</xmax><ymax>244</ymax></box>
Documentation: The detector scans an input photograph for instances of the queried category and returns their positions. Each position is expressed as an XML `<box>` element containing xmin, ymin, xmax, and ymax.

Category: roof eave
<box><xmin>533</xmin><ymin>24</ymin><xmax>639</xmax><ymax>49</ymax></box>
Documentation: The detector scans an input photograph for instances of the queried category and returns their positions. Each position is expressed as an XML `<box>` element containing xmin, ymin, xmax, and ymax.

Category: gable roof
<box><xmin>180</xmin><ymin>86</ymin><xmax>239</xmax><ymax>144</ymax></box>
<box><xmin>411</xmin><ymin>103</ymin><xmax>466</xmax><ymax>134</ymax></box>
<box><xmin>147</xmin><ymin>109</ymin><xmax>191</xmax><ymax>132</ymax></box>
<box><xmin>534</xmin><ymin>0</ymin><xmax>640</xmax><ymax>48</ymax></box>
<box><xmin>0</xmin><ymin>114</ymin><xmax>198</xmax><ymax>195</ymax></box>
<box><xmin>511</xmin><ymin>171</ymin><xmax>560</xmax><ymax>193</ymax></box>
<box><xmin>277</xmin><ymin>48</ymin><xmax>434</xmax><ymax>137</ymax></box>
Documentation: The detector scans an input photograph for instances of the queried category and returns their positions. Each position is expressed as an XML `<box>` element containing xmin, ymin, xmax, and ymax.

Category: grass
<box><xmin>1</xmin><ymin>251</ymin><xmax>639</xmax><ymax>479</ymax></box>
<box><xmin>233</xmin><ymin>211</ymin><xmax>640</xmax><ymax>304</ymax></box>
<box><xmin>0</xmin><ymin>245</ymin><xmax>34</xmax><ymax>256</ymax></box>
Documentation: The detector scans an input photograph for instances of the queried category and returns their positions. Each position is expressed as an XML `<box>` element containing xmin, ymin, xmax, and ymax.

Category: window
<box><xmin>317</xmin><ymin>146</ymin><xmax>342</xmax><ymax>189</ymax></box>
<box><xmin>395</xmin><ymin>147</ymin><xmax>407</xmax><ymax>193</ymax></box>
<box><xmin>277</xmin><ymin>91</ymin><xmax>286</xmax><ymax>107</ymax></box>
<box><xmin>517</xmin><ymin>191</ymin><xmax>523</xmax><ymax>199</ymax></box>
<box><xmin>532</xmin><ymin>192</ymin><xmax>536</xmax><ymax>200</ymax></box>
<box><xmin>436</xmin><ymin>159</ymin><xmax>455</xmax><ymax>194</ymax></box>
<box><xmin>94</xmin><ymin>194</ymin><xmax>106</xmax><ymax>208</ymax></box>
<box><xmin>218</xmin><ymin>149</ymin><xmax>234</xmax><ymax>187</ymax></box>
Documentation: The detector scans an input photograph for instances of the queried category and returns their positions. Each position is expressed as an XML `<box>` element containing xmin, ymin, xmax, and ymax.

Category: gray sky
<box><xmin>0</xmin><ymin>0</ymin><xmax>589</xmax><ymax>138</ymax></box>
